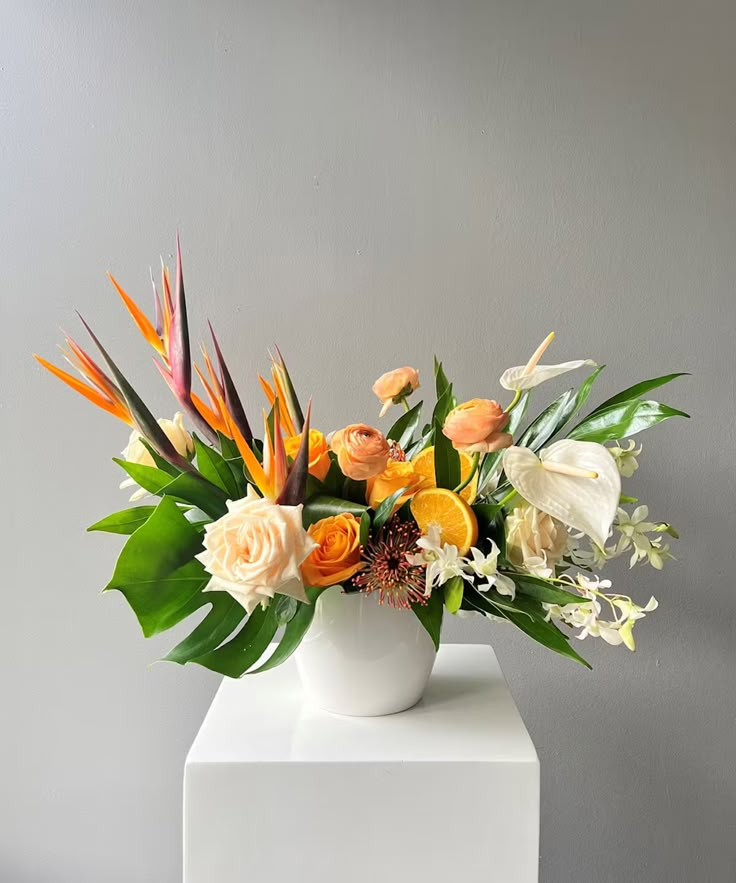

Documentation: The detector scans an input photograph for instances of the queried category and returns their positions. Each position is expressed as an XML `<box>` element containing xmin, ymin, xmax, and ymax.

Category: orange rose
<box><xmin>330</xmin><ymin>423</ymin><xmax>390</xmax><ymax>480</ymax></box>
<box><xmin>442</xmin><ymin>398</ymin><xmax>512</xmax><ymax>453</ymax></box>
<box><xmin>366</xmin><ymin>460</ymin><xmax>431</xmax><ymax>510</ymax></box>
<box><xmin>284</xmin><ymin>429</ymin><xmax>331</xmax><ymax>481</ymax></box>
<box><xmin>302</xmin><ymin>513</ymin><xmax>364</xmax><ymax>587</ymax></box>
<box><xmin>372</xmin><ymin>366</ymin><xmax>420</xmax><ymax>416</ymax></box>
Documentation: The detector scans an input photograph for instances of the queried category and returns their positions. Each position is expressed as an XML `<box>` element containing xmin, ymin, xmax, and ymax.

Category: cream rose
<box><xmin>196</xmin><ymin>487</ymin><xmax>318</xmax><ymax>614</ymax></box>
<box><xmin>120</xmin><ymin>412</ymin><xmax>194</xmax><ymax>501</ymax></box>
<box><xmin>505</xmin><ymin>502</ymin><xmax>568</xmax><ymax>577</ymax></box>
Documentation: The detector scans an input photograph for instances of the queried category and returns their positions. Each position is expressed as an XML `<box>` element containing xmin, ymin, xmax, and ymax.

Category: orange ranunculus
<box><xmin>302</xmin><ymin>513</ymin><xmax>364</xmax><ymax>588</ymax></box>
<box><xmin>372</xmin><ymin>366</ymin><xmax>420</xmax><ymax>416</ymax></box>
<box><xmin>365</xmin><ymin>460</ymin><xmax>431</xmax><ymax>510</ymax></box>
<box><xmin>284</xmin><ymin>429</ymin><xmax>331</xmax><ymax>481</ymax></box>
<box><xmin>442</xmin><ymin>398</ymin><xmax>512</xmax><ymax>454</ymax></box>
<box><xmin>329</xmin><ymin>423</ymin><xmax>390</xmax><ymax>481</ymax></box>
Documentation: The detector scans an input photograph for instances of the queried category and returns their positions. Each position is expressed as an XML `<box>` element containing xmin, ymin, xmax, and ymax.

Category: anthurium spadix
<box><xmin>500</xmin><ymin>331</ymin><xmax>596</xmax><ymax>391</ymax></box>
<box><xmin>503</xmin><ymin>439</ymin><xmax>621</xmax><ymax>548</ymax></box>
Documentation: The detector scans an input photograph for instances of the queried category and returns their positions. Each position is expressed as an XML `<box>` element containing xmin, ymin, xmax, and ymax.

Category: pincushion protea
<box><xmin>353</xmin><ymin>521</ymin><xmax>427</xmax><ymax>609</ymax></box>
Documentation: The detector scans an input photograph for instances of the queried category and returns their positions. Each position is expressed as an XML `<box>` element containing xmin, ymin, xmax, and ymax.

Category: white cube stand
<box><xmin>184</xmin><ymin>644</ymin><xmax>539</xmax><ymax>882</ymax></box>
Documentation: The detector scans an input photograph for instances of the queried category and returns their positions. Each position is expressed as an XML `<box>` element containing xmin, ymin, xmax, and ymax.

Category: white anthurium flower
<box><xmin>500</xmin><ymin>331</ymin><xmax>596</xmax><ymax>391</ymax></box>
<box><xmin>503</xmin><ymin>439</ymin><xmax>621</xmax><ymax>549</ymax></box>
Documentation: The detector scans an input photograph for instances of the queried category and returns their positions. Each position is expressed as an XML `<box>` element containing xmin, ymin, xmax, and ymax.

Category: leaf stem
<box><xmin>401</xmin><ymin>398</ymin><xmax>410</xmax><ymax>413</ymax></box>
<box><xmin>496</xmin><ymin>488</ymin><xmax>518</xmax><ymax>509</ymax></box>
<box><xmin>453</xmin><ymin>451</ymin><xmax>480</xmax><ymax>495</ymax></box>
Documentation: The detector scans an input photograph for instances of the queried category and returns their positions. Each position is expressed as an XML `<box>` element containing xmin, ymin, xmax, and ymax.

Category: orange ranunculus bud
<box><xmin>284</xmin><ymin>429</ymin><xmax>331</xmax><ymax>481</ymax></box>
<box><xmin>302</xmin><ymin>513</ymin><xmax>364</xmax><ymax>588</ymax></box>
<box><xmin>372</xmin><ymin>366</ymin><xmax>420</xmax><ymax>417</ymax></box>
<box><xmin>442</xmin><ymin>399</ymin><xmax>512</xmax><ymax>454</ymax></box>
<box><xmin>365</xmin><ymin>460</ymin><xmax>431</xmax><ymax>510</ymax></box>
<box><xmin>329</xmin><ymin>423</ymin><xmax>390</xmax><ymax>481</ymax></box>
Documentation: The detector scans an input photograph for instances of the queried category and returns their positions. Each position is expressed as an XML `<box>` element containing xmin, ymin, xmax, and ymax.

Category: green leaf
<box><xmin>247</xmin><ymin>587</ymin><xmax>325</xmax><ymax>674</ymax></box>
<box><xmin>567</xmin><ymin>365</ymin><xmax>606</xmax><ymax>422</ymax></box>
<box><xmin>113</xmin><ymin>458</ymin><xmax>229</xmax><ymax>518</ymax></box>
<box><xmin>191</xmin><ymin>603</ymin><xmax>279</xmax><ymax>677</ymax></box>
<box><xmin>443</xmin><ymin>575</ymin><xmax>465</xmax><ymax>614</ymax></box>
<box><xmin>472</xmin><ymin>502</ymin><xmax>503</xmax><ymax>526</ymax></box>
<box><xmin>517</xmin><ymin>388</ymin><xmax>577</xmax><ymax>451</ymax></box>
<box><xmin>139</xmin><ymin>439</ymin><xmax>181</xmax><ymax>477</ymax></box>
<box><xmin>432</xmin><ymin>419</ymin><xmax>461</xmax><ymax>489</ymax></box>
<box><xmin>411</xmin><ymin>589</ymin><xmax>443</xmax><ymax>650</ymax></box>
<box><xmin>464</xmin><ymin>587</ymin><xmax>591</xmax><ymax>668</ymax></box>
<box><xmin>508</xmin><ymin>573</ymin><xmax>586</xmax><ymax>607</ymax></box>
<box><xmin>588</xmin><ymin>372</ymin><xmax>689</xmax><ymax>416</ymax></box>
<box><xmin>87</xmin><ymin>506</ymin><xmax>158</xmax><ymax>535</ymax></box>
<box><xmin>162</xmin><ymin>594</ymin><xmax>245</xmax><ymax>665</ymax></box>
<box><xmin>217</xmin><ymin>432</ymin><xmax>241</xmax><ymax>461</ymax></box>
<box><xmin>158</xmin><ymin>472</ymin><xmax>229</xmax><ymax>519</ymax></box>
<box><xmin>434</xmin><ymin>356</ymin><xmax>452</xmax><ymax>401</ymax></box>
<box><xmin>193</xmin><ymin>435</ymin><xmax>241</xmax><ymax>499</ymax></box>
<box><xmin>104</xmin><ymin>496</ymin><xmax>209</xmax><ymax>638</ymax></box>
<box><xmin>359</xmin><ymin>511</ymin><xmax>371</xmax><ymax>546</ymax></box>
<box><xmin>113</xmin><ymin>459</ymin><xmax>173</xmax><ymax>495</ymax></box>
<box><xmin>387</xmin><ymin>400</ymin><xmax>424</xmax><ymax>450</ymax></box>
<box><xmin>568</xmin><ymin>399</ymin><xmax>689</xmax><ymax>444</ymax></box>
<box><xmin>372</xmin><ymin>486</ymin><xmax>409</xmax><ymax>530</ymax></box>
<box><xmin>302</xmin><ymin>495</ymin><xmax>369</xmax><ymax>528</ymax></box>
<box><xmin>273</xmin><ymin>594</ymin><xmax>298</xmax><ymax>626</ymax></box>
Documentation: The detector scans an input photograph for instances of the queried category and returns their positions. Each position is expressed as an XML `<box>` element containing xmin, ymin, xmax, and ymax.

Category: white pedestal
<box><xmin>184</xmin><ymin>644</ymin><xmax>539</xmax><ymax>882</ymax></box>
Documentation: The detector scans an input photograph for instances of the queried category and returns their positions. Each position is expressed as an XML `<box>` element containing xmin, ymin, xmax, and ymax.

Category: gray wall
<box><xmin>3</xmin><ymin>2</ymin><xmax>734</xmax><ymax>881</ymax></box>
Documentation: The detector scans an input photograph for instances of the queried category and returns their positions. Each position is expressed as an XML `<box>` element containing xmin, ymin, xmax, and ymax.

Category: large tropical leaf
<box><xmin>302</xmin><ymin>495</ymin><xmax>369</xmax><ymax>528</ymax></box>
<box><xmin>247</xmin><ymin>587</ymin><xmax>325</xmax><ymax>674</ymax></box>
<box><xmin>190</xmin><ymin>603</ymin><xmax>279</xmax><ymax>677</ymax></box>
<box><xmin>162</xmin><ymin>594</ymin><xmax>245</xmax><ymax>665</ymax></box>
<box><xmin>104</xmin><ymin>496</ymin><xmax>210</xmax><ymax>638</ymax></box>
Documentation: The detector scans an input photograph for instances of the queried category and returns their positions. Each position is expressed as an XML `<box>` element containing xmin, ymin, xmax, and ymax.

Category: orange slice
<box><xmin>410</xmin><ymin>487</ymin><xmax>479</xmax><ymax>555</ymax></box>
<box><xmin>411</xmin><ymin>446</ymin><xmax>478</xmax><ymax>503</ymax></box>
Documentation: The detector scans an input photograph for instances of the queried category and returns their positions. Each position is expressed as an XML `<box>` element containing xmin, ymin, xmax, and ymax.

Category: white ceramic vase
<box><xmin>295</xmin><ymin>586</ymin><xmax>437</xmax><ymax>717</ymax></box>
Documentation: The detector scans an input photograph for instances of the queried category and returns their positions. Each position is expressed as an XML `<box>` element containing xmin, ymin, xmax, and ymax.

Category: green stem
<box><xmin>496</xmin><ymin>488</ymin><xmax>518</xmax><ymax>509</ymax></box>
<box><xmin>504</xmin><ymin>389</ymin><xmax>522</xmax><ymax>413</ymax></box>
<box><xmin>400</xmin><ymin>398</ymin><xmax>410</xmax><ymax>413</ymax></box>
<box><xmin>453</xmin><ymin>452</ymin><xmax>480</xmax><ymax>495</ymax></box>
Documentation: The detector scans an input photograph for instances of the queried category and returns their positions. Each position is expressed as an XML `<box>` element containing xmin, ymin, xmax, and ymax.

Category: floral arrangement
<box><xmin>34</xmin><ymin>239</ymin><xmax>688</xmax><ymax>675</ymax></box>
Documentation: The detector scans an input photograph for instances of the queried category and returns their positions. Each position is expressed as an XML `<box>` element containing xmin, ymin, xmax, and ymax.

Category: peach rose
<box><xmin>372</xmin><ymin>366</ymin><xmax>420</xmax><ymax>417</ymax></box>
<box><xmin>284</xmin><ymin>429</ymin><xmax>331</xmax><ymax>481</ymax></box>
<box><xmin>442</xmin><ymin>399</ymin><xmax>512</xmax><ymax>454</ymax></box>
<box><xmin>196</xmin><ymin>487</ymin><xmax>318</xmax><ymax>614</ymax></box>
<box><xmin>330</xmin><ymin>423</ymin><xmax>390</xmax><ymax>481</ymax></box>
<box><xmin>302</xmin><ymin>513</ymin><xmax>364</xmax><ymax>588</ymax></box>
<box><xmin>365</xmin><ymin>460</ymin><xmax>431</xmax><ymax>510</ymax></box>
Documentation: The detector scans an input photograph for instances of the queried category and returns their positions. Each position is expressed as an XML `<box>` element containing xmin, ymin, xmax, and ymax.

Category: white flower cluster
<box><xmin>407</xmin><ymin>525</ymin><xmax>516</xmax><ymax>599</ymax></box>
<box><xmin>544</xmin><ymin>574</ymin><xmax>658</xmax><ymax>651</ymax></box>
<box><xmin>566</xmin><ymin>505</ymin><xmax>676</xmax><ymax>571</ymax></box>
